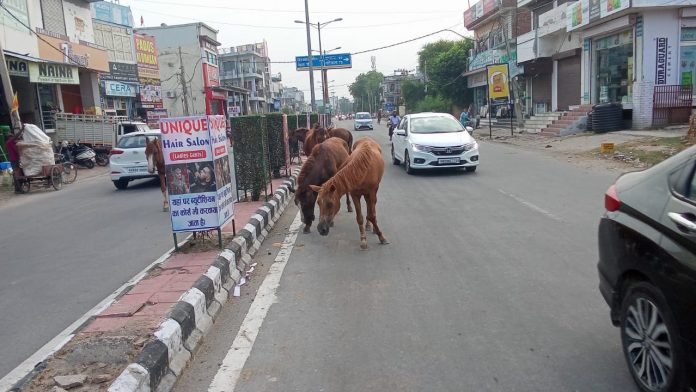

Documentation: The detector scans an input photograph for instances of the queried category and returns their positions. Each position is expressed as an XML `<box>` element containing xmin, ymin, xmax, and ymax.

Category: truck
<box><xmin>53</xmin><ymin>113</ymin><xmax>156</xmax><ymax>166</ymax></box>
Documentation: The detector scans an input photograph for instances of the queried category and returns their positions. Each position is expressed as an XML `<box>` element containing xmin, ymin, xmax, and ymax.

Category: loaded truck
<box><xmin>53</xmin><ymin>113</ymin><xmax>156</xmax><ymax>166</ymax></box>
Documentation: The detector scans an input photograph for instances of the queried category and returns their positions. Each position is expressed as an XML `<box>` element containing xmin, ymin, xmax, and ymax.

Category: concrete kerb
<box><xmin>108</xmin><ymin>169</ymin><xmax>299</xmax><ymax>392</ymax></box>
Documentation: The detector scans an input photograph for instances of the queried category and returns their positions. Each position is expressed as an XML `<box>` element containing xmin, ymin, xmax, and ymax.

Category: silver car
<box><xmin>354</xmin><ymin>112</ymin><xmax>373</xmax><ymax>130</ymax></box>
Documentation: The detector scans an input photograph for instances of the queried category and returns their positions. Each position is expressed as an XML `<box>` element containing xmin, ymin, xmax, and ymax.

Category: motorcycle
<box><xmin>58</xmin><ymin>140</ymin><xmax>96</xmax><ymax>169</ymax></box>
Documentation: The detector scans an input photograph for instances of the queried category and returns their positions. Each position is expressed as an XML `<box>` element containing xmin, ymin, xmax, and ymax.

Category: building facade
<box><xmin>135</xmin><ymin>22</ymin><xmax>227</xmax><ymax>118</ymax></box>
<box><xmin>219</xmin><ymin>41</ymin><xmax>272</xmax><ymax>114</ymax></box>
<box><xmin>280</xmin><ymin>86</ymin><xmax>305</xmax><ymax>113</ymax></box>
<box><xmin>381</xmin><ymin>69</ymin><xmax>423</xmax><ymax>113</ymax></box>
<box><xmin>1</xmin><ymin>0</ymin><xmax>108</xmax><ymax>131</ymax></box>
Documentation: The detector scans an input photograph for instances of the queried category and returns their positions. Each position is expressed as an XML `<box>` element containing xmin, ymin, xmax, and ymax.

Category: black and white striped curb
<box><xmin>108</xmin><ymin>170</ymin><xmax>298</xmax><ymax>392</ymax></box>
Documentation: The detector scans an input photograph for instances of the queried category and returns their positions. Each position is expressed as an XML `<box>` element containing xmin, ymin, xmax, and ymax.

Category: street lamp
<box><xmin>295</xmin><ymin>17</ymin><xmax>343</xmax><ymax>115</ymax></box>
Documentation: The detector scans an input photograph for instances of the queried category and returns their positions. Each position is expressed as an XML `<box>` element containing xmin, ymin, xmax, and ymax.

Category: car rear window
<box><xmin>410</xmin><ymin>116</ymin><xmax>464</xmax><ymax>133</ymax></box>
<box><xmin>117</xmin><ymin>135</ymin><xmax>158</xmax><ymax>149</ymax></box>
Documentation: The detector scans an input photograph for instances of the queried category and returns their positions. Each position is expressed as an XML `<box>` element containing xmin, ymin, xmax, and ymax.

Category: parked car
<box><xmin>390</xmin><ymin>112</ymin><xmax>479</xmax><ymax>174</ymax></box>
<box><xmin>109</xmin><ymin>130</ymin><xmax>161</xmax><ymax>190</ymax></box>
<box><xmin>598</xmin><ymin>146</ymin><xmax>696</xmax><ymax>392</ymax></box>
<box><xmin>353</xmin><ymin>112</ymin><xmax>373</xmax><ymax>131</ymax></box>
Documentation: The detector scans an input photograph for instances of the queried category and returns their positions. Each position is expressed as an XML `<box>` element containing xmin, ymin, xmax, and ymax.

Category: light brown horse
<box><xmin>289</xmin><ymin>138</ymin><xmax>352</xmax><ymax>233</ymax></box>
<box><xmin>327</xmin><ymin>127</ymin><xmax>353</xmax><ymax>153</ymax></box>
<box><xmin>145</xmin><ymin>138</ymin><xmax>169</xmax><ymax>211</ymax></box>
<box><xmin>302</xmin><ymin>124</ymin><xmax>328</xmax><ymax>156</ymax></box>
<box><xmin>310</xmin><ymin>137</ymin><xmax>387</xmax><ymax>250</ymax></box>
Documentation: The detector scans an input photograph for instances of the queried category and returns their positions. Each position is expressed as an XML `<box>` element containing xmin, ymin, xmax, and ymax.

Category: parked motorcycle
<box><xmin>58</xmin><ymin>140</ymin><xmax>96</xmax><ymax>169</ymax></box>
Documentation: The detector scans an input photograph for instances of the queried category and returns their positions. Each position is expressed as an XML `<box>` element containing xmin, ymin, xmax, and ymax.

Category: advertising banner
<box><xmin>105</xmin><ymin>80</ymin><xmax>137</xmax><ymax>97</ymax></box>
<box><xmin>567</xmin><ymin>0</ymin><xmax>589</xmax><ymax>31</ymax></box>
<box><xmin>28</xmin><ymin>62</ymin><xmax>79</xmax><ymax>84</ymax></box>
<box><xmin>487</xmin><ymin>64</ymin><xmax>510</xmax><ymax>100</ymax></box>
<box><xmin>101</xmin><ymin>62</ymin><xmax>139</xmax><ymax>83</ymax></box>
<box><xmin>160</xmin><ymin>115</ymin><xmax>234</xmax><ymax>232</ymax></box>
<box><xmin>6</xmin><ymin>57</ymin><xmax>29</xmax><ymax>77</ymax></box>
<box><xmin>135</xmin><ymin>34</ymin><xmax>159</xmax><ymax>70</ymax></box>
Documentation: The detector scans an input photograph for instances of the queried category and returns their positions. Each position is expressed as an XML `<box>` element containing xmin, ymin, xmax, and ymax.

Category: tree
<box><xmin>338</xmin><ymin>97</ymin><xmax>353</xmax><ymax>114</ymax></box>
<box><xmin>401</xmin><ymin>79</ymin><xmax>426</xmax><ymax>109</ymax></box>
<box><xmin>418</xmin><ymin>39</ymin><xmax>474</xmax><ymax>108</ymax></box>
<box><xmin>348</xmin><ymin>70</ymin><xmax>384</xmax><ymax>113</ymax></box>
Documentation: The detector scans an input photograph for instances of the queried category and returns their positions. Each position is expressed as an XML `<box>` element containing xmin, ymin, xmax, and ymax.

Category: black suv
<box><xmin>598</xmin><ymin>146</ymin><xmax>696</xmax><ymax>392</ymax></box>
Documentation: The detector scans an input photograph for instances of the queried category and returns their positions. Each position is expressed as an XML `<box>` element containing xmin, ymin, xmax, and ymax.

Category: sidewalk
<box><xmin>17</xmin><ymin>166</ymin><xmax>299</xmax><ymax>392</ymax></box>
<box><xmin>480</xmin><ymin>125</ymin><xmax>691</xmax><ymax>172</ymax></box>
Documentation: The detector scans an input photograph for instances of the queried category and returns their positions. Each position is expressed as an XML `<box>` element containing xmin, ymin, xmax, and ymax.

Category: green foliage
<box><xmin>401</xmin><ymin>79</ymin><xmax>426</xmax><ymax>110</ymax></box>
<box><xmin>286</xmin><ymin>114</ymin><xmax>300</xmax><ymax>130</ymax></box>
<box><xmin>338</xmin><ymin>97</ymin><xmax>352</xmax><ymax>114</ymax></box>
<box><xmin>348</xmin><ymin>70</ymin><xmax>384</xmax><ymax>112</ymax></box>
<box><xmin>264</xmin><ymin>113</ymin><xmax>286</xmax><ymax>178</ymax></box>
<box><xmin>229</xmin><ymin>115</ymin><xmax>269</xmax><ymax>200</ymax></box>
<box><xmin>416</xmin><ymin>39</ymin><xmax>474</xmax><ymax>108</ymax></box>
<box><xmin>414</xmin><ymin>95</ymin><xmax>452</xmax><ymax>113</ymax></box>
<box><xmin>281</xmin><ymin>106</ymin><xmax>293</xmax><ymax>114</ymax></box>
<box><xmin>310</xmin><ymin>113</ymin><xmax>319</xmax><ymax>126</ymax></box>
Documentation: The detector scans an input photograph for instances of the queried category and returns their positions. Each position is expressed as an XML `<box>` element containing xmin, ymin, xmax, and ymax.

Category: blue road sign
<box><xmin>295</xmin><ymin>53</ymin><xmax>352</xmax><ymax>71</ymax></box>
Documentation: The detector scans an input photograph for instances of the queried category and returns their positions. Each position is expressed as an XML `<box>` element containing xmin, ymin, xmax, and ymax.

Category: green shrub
<box><xmin>265</xmin><ymin>113</ymin><xmax>286</xmax><ymax>178</ymax></box>
<box><xmin>229</xmin><ymin>115</ymin><xmax>269</xmax><ymax>201</ymax></box>
<box><xmin>414</xmin><ymin>95</ymin><xmax>452</xmax><ymax>113</ymax></box>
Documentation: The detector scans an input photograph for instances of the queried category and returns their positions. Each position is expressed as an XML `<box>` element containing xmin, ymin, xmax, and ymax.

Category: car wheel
<box><xmin>404</xmin><ymin>151</ymin><xmax>414</xmax><ymax>175</ymax></box>
<box><xmin>465</xmin><ymin>166</ymin><xmax>477</xmax><ymax>173</ymax></box>
<box><xmin>620</xmin><ymin>281</ymin><xmax>685</xmax><ymax>392</ymax></box>
<box><xmin>391</xmin><ymin>144</ymin><xmax>400</xmax><ymax>165</ymax></box>
<box><xmin>113</xmin><ymin>179</ymin><xmax>129</xmax><ymax>190</ymax></box>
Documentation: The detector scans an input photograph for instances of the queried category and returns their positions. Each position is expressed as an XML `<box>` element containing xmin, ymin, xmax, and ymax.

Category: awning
<box><xmin>4</xmin><ymin>50</ymin><xmax>48</xmax><ymax>63</ymax></box>
<box><xmin>462</xmin><ymin>68</ymin><xmax>486</xmax><ymax>77</ymax></box>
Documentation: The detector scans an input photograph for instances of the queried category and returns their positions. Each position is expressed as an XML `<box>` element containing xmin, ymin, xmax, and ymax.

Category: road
<box><xmin>0</xmin><ymin>172</ymin><xmax>175</xmax><ymax>380</ymax></box>
<box><xmin>173</xmin><ymin>120</ymin><xmax>637</xmax><ymax>391</ymax></box>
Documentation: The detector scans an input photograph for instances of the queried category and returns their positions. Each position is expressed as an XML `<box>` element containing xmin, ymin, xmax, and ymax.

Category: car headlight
<box><xmin>412</xmin><ymin>144</ymin><xmax>431</xmax><ymax>152</ymax></box>
<box><xmin>463</xmin><ymin>141</ymin><xmax>478</xmax><ymax>151</ymax></box>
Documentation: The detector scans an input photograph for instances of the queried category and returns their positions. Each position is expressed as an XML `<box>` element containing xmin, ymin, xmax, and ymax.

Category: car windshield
<box><xmin>117</xmin><ymin>134</ymin><xmax>158</xmax><ymax>149</ymax></box>
<box><xmin>356</xmin><ymin>113</ymin><xmax>370</xmax><ymax>119</ymax></box>
<box><xmin>410</xmin><ymin>116</ymin><xmax>464</xmax><ymax>134</ymax></box>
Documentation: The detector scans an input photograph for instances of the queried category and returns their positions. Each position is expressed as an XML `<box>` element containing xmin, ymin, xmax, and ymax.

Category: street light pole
<box><xmin>303</xmin><ymin>0</ymin><xmax>316</xmax><ymax>112</ymax></box>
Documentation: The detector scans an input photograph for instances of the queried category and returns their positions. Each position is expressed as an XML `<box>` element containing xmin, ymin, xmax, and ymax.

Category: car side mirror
<box><xmin>395</xmin><ymin>129</ymin><xmax>406</xmax><ymax>136</ymax></box>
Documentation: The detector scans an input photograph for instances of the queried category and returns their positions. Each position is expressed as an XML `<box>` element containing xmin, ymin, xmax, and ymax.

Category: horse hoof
<box><xmin>379</xmin><ymin>238</ymin><xmax>390</xmax><ymax>245</ymax></box>
<box><xmin>330</xmin><ymin>222</ymin><xmax>334</xmax><ymax>227</ymax></box>
<box><xmin>347</xmin><ymin>207</ymin><xmax>353</xmax><ymax>213</ymax></box>
<box><xmin>163</xmin><ymin>207</ymin><xmax>169</xmax><ymax>212</ymax></box>
<box><xmin>360</xmin><ymin>242</ymin><xmax>369</xmax><ymax>250</ymax></box>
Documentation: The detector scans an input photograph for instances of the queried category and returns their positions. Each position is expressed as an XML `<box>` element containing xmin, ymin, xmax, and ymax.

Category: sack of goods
<box><xmin>16</xmin><ymin>124</ymin><xmax>54</xmax><ymax>176</ymax></box>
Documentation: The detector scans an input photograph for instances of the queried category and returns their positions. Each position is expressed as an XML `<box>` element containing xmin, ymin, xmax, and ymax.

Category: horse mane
<box><xmin>296</xmin><ymin>152</ymin><xmax>317</xmax><ymax>188</ymax></box>
<box><xmin>324</xmin><ymin>142</ymin><xmax>373</xmax><ymax>194</ymax></box>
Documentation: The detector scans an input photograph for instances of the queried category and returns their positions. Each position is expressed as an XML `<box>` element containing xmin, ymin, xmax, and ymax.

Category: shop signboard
<box><xmin>28</xmin><ymin>62</ymin><xmax>79</xmax><ymax>84</ymax></box>
<box><xmin>589</xmin><ymin>0</ymin><xmax>601</xmax><ymax>22</ymax></box>
<box><xmin>6</xmin><ymin>57</ymin><xmax>28</xmax><ymax>77</ymax></box>
<box><xmin>36</xmin><ymin>28</ymin><xmax>109</xmax><ymax>72</ymax></box>
<box><xmin>487</xmin><ymin>64</ymin><xmax>510</xmax><ymax>101</ymax></box>
<box><xmin>655</xmin><ymin>37</ymin><xmax>668</xmax><ymax>85</ymax></box>
<box><xmin>160</xmin><ymin>115</ymin><xmax>234</xmax><ymax>233</ymax></box>
<box><xmin>101</xmin><ymin>62</ymin><xmax>139</xmax><ymax>83</ymax></box>
<box><xmin>135</xmin><ymin>34</ymin><xmax>159</xmax><ymax>70</ymax></box>
<box><xmin>203</xmin><ymin>63</ymin><xmax>219</xmax><ymax>87</ymax></box>
<box><xmin>567</xmin><ymin>0</ymin><xmax>589</xmax><ymax>32</ymax></box>
<box><xmin>91</xmin><ymin>1</ymin><xmax>134</xmax><ymax>27</ymax></box>
<box><xmin>601</xmin><ymin>0</ymin><xmax>629</xmax><ymax>18</ymax></box>
<box><xmin>146</xmin><ymin>109</ymin><xmax>167</xmax><ymax>128</ymax></box>
<box><xmin>139</xmin><ymin>78</ymin><xmax>162</xmax><ymax>105</ymax></box>
<box><xmin>105</xmin><ymin>80</ymin><xmax>137</xmax><ymax>97</ymax></box>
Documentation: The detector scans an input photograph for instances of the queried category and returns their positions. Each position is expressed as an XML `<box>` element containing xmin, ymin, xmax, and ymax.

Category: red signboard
<box><xmin>203</xmin><ymin>63</ymin><xmax>220</xmax><ymax>88</ymax></box>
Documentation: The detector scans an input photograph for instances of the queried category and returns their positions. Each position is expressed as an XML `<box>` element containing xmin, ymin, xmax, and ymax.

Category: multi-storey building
<box><xmin>381</xmin><ymin>69</ymin><xmax>423</xmax><ymax>113</ymax></box>
<box><xmin>135</xmin><ymin>22</ymin><xmax>227</xmax><ymax>117</ymax></box>
<box><xmin>1</xmin><ymin>0</ymin><xmax>108</xmax><ymax>131</ymax></box>
<box><xmin>463</xmin><ymin>0</ymin><xmax>531</xmax><ymax>116</ymax></box>
<box><xmin>280</xmin><ymin>86</ymin><xmax>305</xmax><ymax>113</ymax></box>
<box><xmin>218</xmin><ymin>41</ymin><xmax>272</xmax><ymax>114</ymax></box>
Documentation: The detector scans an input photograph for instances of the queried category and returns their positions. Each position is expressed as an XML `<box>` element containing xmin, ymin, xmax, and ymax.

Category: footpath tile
<box><xmin>84</xmin><ymin>314</ymin><xmax>160</xmax><ymax>333</ymax></box>
<box><xmin>127</xmin><ymin>272</ymin><xmax>177</xmax><ymax>294</ymax></box>
<box><xmin>99</xmin><ymin>293</ymin><xmax>151</xmax><ymax>317</ymax></box>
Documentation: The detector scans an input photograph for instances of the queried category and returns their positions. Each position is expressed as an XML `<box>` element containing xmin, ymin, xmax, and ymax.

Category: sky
<box><xmin>119</xmin><ymin>0</ymin><xmax>472</xmax><ymax>103</ymax></box>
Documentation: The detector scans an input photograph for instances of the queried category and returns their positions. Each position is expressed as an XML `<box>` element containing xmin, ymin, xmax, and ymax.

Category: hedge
<box><xmin>229</xmin><ymin>115</ymin><xmax>269</xmax><ymax>201</ymax></box>
<box><xmin>265</xmin><ymin>113</ymin><xmax>285</xmax><ymax>178</ymax></box>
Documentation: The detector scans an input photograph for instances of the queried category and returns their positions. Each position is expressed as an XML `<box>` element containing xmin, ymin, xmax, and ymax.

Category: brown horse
<box><xmin>288</xmin><ymin>127</ymin><xmax>309</xmax><ymax>162</ymax></box>
<box><xmin>289</xmin><ymin>138</ymin><xmax>353</xmax><ymax>233</ymax></box>
<box><xmin>145</xmin><ymin>137</ymin><xmax>169</xmax><ymax>211</ymax></box>
<box><xmin>327</xmin><ymin>127</ymin><xmax>353</xmax><ymax>153</ymax></box>
<box><xmin>310</xmin><ymin>137</ymin><xmax>387</xmax><ymax>249</ymax></box>
<box><xmin>302</xmin><ymin>125</ymin><xmax>328</xmax><ymax>157</ymax></box>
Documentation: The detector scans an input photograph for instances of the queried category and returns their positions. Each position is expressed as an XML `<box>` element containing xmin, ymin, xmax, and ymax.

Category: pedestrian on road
<box><xmin>377</xmin><ymin>109</ymin><xmax>382</xmax><ymax>124</ymax></box>
<box><xmin>388</xmin><ymin>111</ymin><xmax>400</xmax><ymax>141</ymax></box>
<box><xmin>459</xmin><ymin>110</ymin><xmax>470</xmax><ymax>127</ymax></box>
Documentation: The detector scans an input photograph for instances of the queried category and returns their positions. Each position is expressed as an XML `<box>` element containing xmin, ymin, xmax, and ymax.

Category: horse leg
<box><xmin>365</xmin><ymin>192</ymin><xmax>388</xmax><ymax>244</ymax></box>
<box><xmin>345</xmin><ymin>193</ymin><xmax>352</xmax><ymax>213</ymax></box>
<box><xmin>351</xmin><ymin>193</ymin><xmax>368</xmax><ymax>250</ymax></box>
<box><xmin>160</xmin><ymin>173</ymin><xmax>169</xmax><ymax>212</ymax></box>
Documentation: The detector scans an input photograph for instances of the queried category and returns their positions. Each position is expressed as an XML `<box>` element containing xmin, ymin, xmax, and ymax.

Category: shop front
<box><xmin>102</xmin><ymin>80</ymin><xmax>137</xmax><ymax>117</ymax></box>
<box><xmin>466</xmin><ymin>69</ymin><xmax>488</xmax><ymax>116</ymax></box>
<box><xmin>591</xmin><ymin>29</ymin><xmax>634</xmax><ymax>105</ymax></box>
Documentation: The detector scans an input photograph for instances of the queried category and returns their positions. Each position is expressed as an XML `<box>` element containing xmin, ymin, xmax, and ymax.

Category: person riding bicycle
<box><xmin>388</xmin><ymin>111</ymin><xmax>400</xmax><ymax>141</ymax></box>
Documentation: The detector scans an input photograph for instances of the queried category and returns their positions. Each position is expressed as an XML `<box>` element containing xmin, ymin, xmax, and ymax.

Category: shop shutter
<box><xmin>557</xmin><ymin>55</ymin><xmax>581</xmax><ymax>111</ymax></box>
<box><xmin>40</xmin><ymin>0</ymin><xmax>66</xmax><ymax>36</ymax></box>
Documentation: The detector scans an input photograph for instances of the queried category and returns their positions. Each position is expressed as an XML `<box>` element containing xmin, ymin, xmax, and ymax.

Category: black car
<box><xmin>598</xmin><ymin>146</ymin><xmax>696</xmax><ymax>392</ymax></box>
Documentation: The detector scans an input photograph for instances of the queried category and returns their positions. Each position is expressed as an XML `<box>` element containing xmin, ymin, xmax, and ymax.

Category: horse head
<box><xmin>310</xmin><ymin>182</ymin><xmax>341</xmax><ymax>236</ymax></box>
<box><xmin>144</xmin><ymin>137</ymin><xmax>161</xmax><ymax>174</ymax></box>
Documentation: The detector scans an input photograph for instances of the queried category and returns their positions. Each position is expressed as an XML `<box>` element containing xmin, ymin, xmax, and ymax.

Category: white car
<box><xmin>391</xmin><ymin>113</ymin><xmax>479</xmax><ymax>174</ymax></box>
<box><xmin>354</xmin><ymin>112</ymin><xmax>373</xmax><ymax>130</ymax></box>
<box><xmin>109</xmin><ymin>130</ymin><xmax>161</xmax><ymax>189</ymax></box>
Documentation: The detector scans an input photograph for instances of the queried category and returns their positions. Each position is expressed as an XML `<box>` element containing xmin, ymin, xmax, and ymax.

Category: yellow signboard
<box><xmin>600</xmin><ymin>143</ymin><xmax>615</xmax><ymax>153</ymax></box>
<box><xmin>487</xmin><ymin>64</ymin><xmax>510</xmax><ymax>100</ymax></box>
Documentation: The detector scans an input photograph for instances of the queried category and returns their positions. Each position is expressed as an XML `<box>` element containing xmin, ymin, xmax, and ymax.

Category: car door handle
<box><xmin>668</xmin><ymin>212</ymin><xmax>696</xmax><ymax>232</ymax></box>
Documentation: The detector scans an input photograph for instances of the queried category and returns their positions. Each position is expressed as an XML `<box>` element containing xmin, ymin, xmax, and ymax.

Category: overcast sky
<box><xmin>120</xmin><ymin>0</ymin><xmax>471</xmax><ymax>102</ymax></box>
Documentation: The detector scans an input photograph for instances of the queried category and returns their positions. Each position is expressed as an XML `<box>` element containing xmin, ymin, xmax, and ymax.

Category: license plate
<box><xmin>438</xmin><ymin>158</ymin><xmax>460</xmax><ymax>165</ymax></box>
<box><xmin>127</xmin><ymin>167</ymin><xmax>148</xmax><ymax>173</ymax></box>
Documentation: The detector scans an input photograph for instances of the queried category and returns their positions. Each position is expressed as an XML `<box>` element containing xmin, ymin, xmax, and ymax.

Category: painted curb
<box><xmin>108</xmin><ymin>170</ymin><xmax>299</xmax><ymax>392</ymax></box>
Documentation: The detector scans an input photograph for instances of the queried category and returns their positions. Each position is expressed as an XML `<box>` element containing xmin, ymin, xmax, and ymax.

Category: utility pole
<box><xmin>0</xmin><ymin>39</ymin><xmax>20</xmax><ymax>131</ymax></box>
<box><xmin>303</xmin><ymin>0</ymin><xmax>316</xmax><ymax>112</ymax></box>
<box><xmin>179</xmin><ymin>46</ymin><xmax>191</xmax><ymax>116</ymax></box>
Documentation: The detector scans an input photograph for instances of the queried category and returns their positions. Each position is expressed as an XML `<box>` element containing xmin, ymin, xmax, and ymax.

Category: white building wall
<box><xmin>0</xmin><ymin>0</ymin><xmax>43</xmax><ymax>56</ymax></box>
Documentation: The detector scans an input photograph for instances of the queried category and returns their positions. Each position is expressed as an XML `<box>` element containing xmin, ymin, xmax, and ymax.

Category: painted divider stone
<box><xmin>255</xmin><ymin>209</ymin><xmax>269</xmax><ymax>227</ymax></box>
<box><xmin>212</xmin><ymin>256</ymin><xmax>231</xmax><ymax>284</ymax></box>
<box><xmin>108</xmin><ymin>363</ymin><xmax>150</xmax><ymax>392</ymax></box>
<box><xmin>193</xmin><ymin>275</ymin><xmax>215</xmax><ymax>308</ymax></box>
<box><xmin>238</xmin><ymin>229</ymin><xmax>254</xmax><ymax>250</ymax></box>
<box><xmin>134</xmin><ymin>340</ymin><xmax>168</xmax><ymax>391</ymax></box>
<box><xmin>167</xmin><ymin>302</ymin><xmax>196</xmax><ymax>342</ymax></box>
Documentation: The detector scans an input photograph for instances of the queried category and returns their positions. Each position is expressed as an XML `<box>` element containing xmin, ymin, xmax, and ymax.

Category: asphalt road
<box><xmin>173</xmin><ymin>120</ymin><xmax>637</xmax><ymax>392</ymax></box>
<box><xmin>0</xmin><ymin>172</ymin><xmax>175</xmax><ymax>379</ymax></box>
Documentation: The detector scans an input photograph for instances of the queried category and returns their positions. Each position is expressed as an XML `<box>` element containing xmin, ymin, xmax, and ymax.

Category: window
<box><xmin>205</xmin><ymin>51</ymin><xmax>218</xmax><ymax>66</ymax></box>
<box><xmin>681</xmin><ymin>28</ymin><xmax>696</xmax><ymax>99</ymax></box>
<box><xmin>117</xmin><ymin>135</ymin><xmax>147</xmax><ymax>148</ymax></box>
<box><xmin>593</xmin><ymin>30</ymin><xmax>633</xmax><ymax>104</ymax></box>
<box><xmin>94</xmin><ymin>23</ymin><xmax>133</xmax><ymax>63</ymax></box>
<box><xmin>410</xmin><ymin>116</ymin><xmax>464</xmax><ymax>134</ymax></box>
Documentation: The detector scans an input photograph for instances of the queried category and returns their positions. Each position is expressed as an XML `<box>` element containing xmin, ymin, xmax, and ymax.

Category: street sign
<box><xmin>295</xmin><ymin>53</ymin><xmax>352</xmax><ymax>71</ymax></box>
